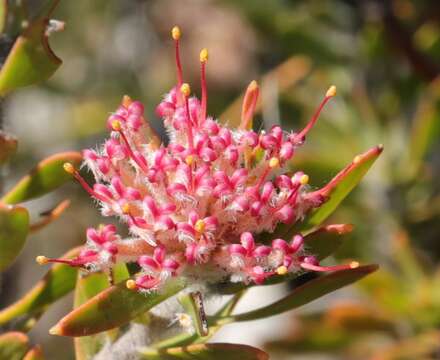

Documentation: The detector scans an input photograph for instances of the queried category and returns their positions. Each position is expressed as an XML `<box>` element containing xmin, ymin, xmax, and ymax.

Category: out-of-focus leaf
<box><xmin>30</xmin><ymin>199</ymin><xmax>70</xmax><ymax>233</ymax></box>
<box><xmin>214</xmin><ymin>265</ymin><xmax>378</xmax><ymax>324</ymax></box>
<box><xmin>0</xmin><ymin>131</ymin><xmax>17</xmax><ymax>164</ymax></box>
<box><xmin>0</xmin><ymin>18</ymin><xmax>61</xmax><ymax>96</ymax></box>
<box><xmin>23</xmin><ymin>345</ymin><xmax>44</xmax><ymax>360</ymax></box>
<box><xmin>2</xmin><ymin>152</ymin><xmax>82</xmax><ymax>204</ymax></box>
<box><xmin>0</xmin><ymin>247</ymin><xmax>80</xmax><ymax>326</ymax></box>
<box><xmin>139</xmin><ymin>343</ymin><xmax>269</xmax><ymax>360</ymax></box>
<box><xmin>408</xmin><ymin>79</ymin><xmax>440</xmax><ymax>174</ymax></box>
<box><xmin>0</xmin><ymin>204</ymin><xmax>29</xmax><ymax>271</ymax></box>
<box><xmin>0</xmin><ymin>1</ymin><xmax>7</xmax><ymax>33</ymax></box>
<box><xmin>50</xmin><ymin>277</ymin><xmax>186</xmax><ymax>337</ymax></box>
<box><xmin>324</xmin><ymin>303</ymin><xmax>395</xmax><ymax>333</ymax></box>
<box><xmin>220</xmin><ymin>56</ymin><xmax>311</xmax><ymax>127</ymax></box>
<box><xmin>299</xmin><ymin>145</ymin><xmax>383</xmax><ymax>232</ymax></box>
<box><xmin>74</xmin><ymin>263</ymin><xmax>130</xmax><ymax>360</ymax></box>
<box><xmin>0</xmin><ymin>332</ymin><xmax>29</xmax><ymax>360</ymax></box>
<box><xmin>304</xmin><ymin>224</ymin><xmax>354</xmax><ymax>260</ymax></box>
<box><xmin>371</xmin><ymin>331</ymin><xmax>440</xmax><ymax>360</ymax></box>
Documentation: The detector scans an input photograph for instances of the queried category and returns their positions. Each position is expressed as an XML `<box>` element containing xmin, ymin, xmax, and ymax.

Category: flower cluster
<box><xmin>37</xmin><ymin>26</ymin><xmax>358</xmax><ymax>291</ymax></box>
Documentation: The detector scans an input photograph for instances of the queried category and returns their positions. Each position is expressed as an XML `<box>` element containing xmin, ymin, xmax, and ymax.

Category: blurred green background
<box><xmin>1</xmin><ymin>0</ymin><xmax>439</xmax><ymax>358</ymax></box>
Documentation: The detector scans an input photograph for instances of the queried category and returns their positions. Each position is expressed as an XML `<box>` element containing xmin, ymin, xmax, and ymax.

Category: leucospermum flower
<box><xmin>37</xmin><ymin>26</ymin><xmax>360</xmax><ymax>292</ymax></box>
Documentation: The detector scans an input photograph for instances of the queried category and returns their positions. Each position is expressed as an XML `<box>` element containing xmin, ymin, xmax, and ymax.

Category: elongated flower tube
<box><xmin>37</xmin><ymin>26</ymin><xmax>361</xmax><ymax>292</ymax></box>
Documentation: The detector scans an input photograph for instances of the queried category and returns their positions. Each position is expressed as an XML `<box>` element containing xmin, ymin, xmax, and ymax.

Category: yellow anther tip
<box><xmin>326</xmin><ymin>85</ymin><xmax>337</xmax><ymax>97</ymax></box>
<box><xmin>200</xmin><ymin>48</ymin><xmax>208</xmax><ymax>63</ymax></box>
<box><xmin>269</xmin><ymin>157</ymin><xmax>280</xmax><ymax>168</ymax></box>
<box><xmin>350</xmin><ymin>261</ymin><xmax>360</xmax><ymax>269</ymax></box>
<box><xmin>180</xmin><ymin>83</ymin><xmax>191</xmax><ymax>97</ymax></box>
<box><xmin>195</xmin><ymin>219</ymin><xmax>206</xmax><ymax>233</ymax></box>
<box><xmin>276</xmin><ymin>266</ymin><xmax>288</xmax><ymax>275</ymax></box>
<box><xmin>126</xmin><ymin>279</ymin><xmax>137</xmax><ymax>290</ymax></box>
<box><xmin>300</xmin><ymin>174</ymin><xmax>309</xmax><ymax>185</ymax></box>
<box><xmin>111</xmin><ymin>120</ymin><xmax>121</xmax><ymax>131</ymax></box>
<box><xmin>36</xmin><ymin>256</ymin><xmax>48</xmax><ymax>265</ymax></box>
<box><xmin>185</xmin><ymin>155</ymin><xmax>195</xmax><ymax>166</ymax></box>
<box><xmin>171</xmin><ymin>26</ymin><xmax>181</xmax><ymax>40</ymax></box>
<box><xmin>122</xmin><ymin>203</ymin><xmax>131</xmax><ymax>215</ymax></box>
<box><xmin>63</xmin><ymin>162</ymin><xmax>75</xmax><ymax>174</ymax></box>
<box><xmin>353</xmin><ymin>155</ymin><xmax>361</xmax><ymax>164</ymax></box>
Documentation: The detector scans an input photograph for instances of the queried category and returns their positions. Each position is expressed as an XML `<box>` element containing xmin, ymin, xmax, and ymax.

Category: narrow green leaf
<box><xmin>0</xmin><ymin>204</ymin><xmax>29</xmax><ymax>271</ymax></box>
<box><xmin>0</xmin><ymin>247</ymin><xmax>80</xmax><ymax>326</ymax></box>
<box><xmin>139</xmin><ymin>343</ymin><xmax>269</xmax><ymax>360</ymax></box>
<box><xmin>23</xmin><ymin>345</ymin><xmax>45</xmax><ymax>360</ymax></box>
<box><xmin>0</xmin><ymin>332</ymin><xmax>29</xmax><ymax>360</ymax></box>
<box><xmin>0</xmin><ymin>0</ymin><xmax>7</xmax><ymax>34</ymax></box>
<box><xmin>0</xmin><ymin>131</ymin><xmax>17</xmax><ymax>164</ymax></box>
<box><xmin>74</xmin><ymin>273</ymin><xmax>110</xmax><ymax>360</ymax></box>
<box><xmin>50</xmin><ymin>278</ymin><xmax>186</xmax><ymax>337</ymax></box>
<box><xmin>299</xmin><ymin>145</ymin><xmax>383</xmax><ymax>232</ymax></box>
<box><xmin>0</xmin><ymin>18</ymin><xmax>61</xmax><ymax>96</ymax></box>
<box><xmin>2</xmin><ymin>151</ymin><xmax>82</xmax><ymax>204</ymax></box>
<box><xmin>74</xmin><ymin>263</ymin><xmax>130</xmax><ymax>360</ymax></box>
<box><xmin>214</xmin><ymin>265</ymin><xmax>378</xmax><ymax>324</ymax></box>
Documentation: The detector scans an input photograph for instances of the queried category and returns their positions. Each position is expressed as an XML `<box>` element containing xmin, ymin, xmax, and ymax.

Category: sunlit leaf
<box><xmin>0</xmin><ymin>18</ymin><xmax>61</xmax><ymax>95</ymax></box>
<box><xmin>0</xmin><ymin>247</ymin><xmax>80</xmax><ymax>326</ymax></box>
<box><xmin>0</xmin><ymin>204</ymin><xmax>29</xmax><ymax>271</ymax></box>
<box><xmin>139</xmin><ymin>343</ymin><xmax>269</xmax><ymax>360</ymax></box>
<box><xmin>50</xmin><ymin>278</ymin><xmax>186</xmax><ymax>337</ymax></box>
<box><xmin>214</xmin><ymin>265</ymin><xmax>378</xmax><ymax>324</ymax></box>
<box><xmin>0</xmin><ymin>332</ymin><xmax>29</xmax><ymax>360</ymax></box>
<box><xmin>74</xmin><ymin>263</ymin><xmax>130</xmax><ymax>360</ymax></box>
<box><xmin>299</xmin><ymin>145</ymin><xmax>383</xmax><ymax>232</ymax></box>
<box><xmin>2</xmin><ymin>152</ymin><xmax>82</xmax><ymax>204</ymax></box>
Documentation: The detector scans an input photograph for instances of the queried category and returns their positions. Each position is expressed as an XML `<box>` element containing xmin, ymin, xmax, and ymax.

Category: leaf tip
<box><xmin>49</xmin><ymin>324</ymin><xmax>62</xmax><ymax>336</ymax></box>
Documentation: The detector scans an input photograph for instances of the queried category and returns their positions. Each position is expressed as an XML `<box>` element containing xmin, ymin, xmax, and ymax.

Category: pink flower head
<box><xmin>39</xmin><ymin>27</ymin><xmax>362</xmax><ymax>291</ymax></box>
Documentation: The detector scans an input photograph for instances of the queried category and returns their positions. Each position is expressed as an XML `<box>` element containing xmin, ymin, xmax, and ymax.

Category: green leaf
<box><xmin>73</xmin><ymin>273</ymin><xmax>110</xmax><ymax>360</ymax></box>
<box><xmin>23</xmin><ymin>345</ymin><xmax>45</xmax><ymax>360</ymax></box>
<box><xmin>299</xmin><ymin>145</ymin><xmax>383</xmax><ymax>232</ymax></box>
<box><xmin>0</xmin><ymin>18</ymin><xmax>61</xmax><ymax>96</ymax></box>
<box><xmin>0</xmin><ymin>204</ymin><xmax>29</xmax><ymax>272</ymax></box>
<box><xmin>139</xmin><ymin>343</ymin><xmax>269</xmax><ymax>360</ymax></box>
<box><xmin>304</xmin><ymin>224</ymin><xmax>354</xmax><ymax>260</ymax></box>
<box><xmin>0</xmin><ymin>131</ymin><xmax>17</xmax><ymax>165</ymax></box>
<box><xmin>0</xmin><ymin>247</ymin><xmax>80</xmax><ymax>326</ymax></box>
<box><xmin>2</xmin><ymin>151</ymin><xmax>82</xmax><ymax>204</ymax></box>
<box><xmin>214</xmin><ymin>265</ymin><xmax>378</xmax><ymax>324</ymax></box>
<box><xmin>74</xmin><ymin>263</ymin><xmax>130</xmax><ymax>360</ymax></box>
<box><xmin>0</xmin><ymin>0</ymin><xmax>7</xmax><ymax>34</ymax></box>
<box><xmin>0</xmin><ymin>332</ymin><xmax>29</xmax><ymax>360</ymax></box>
<box><xmin>50</xmin><ymin>277</ymin><xmax>186</xmax><ymax>337</ymax></box>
